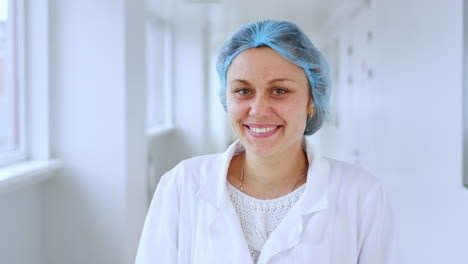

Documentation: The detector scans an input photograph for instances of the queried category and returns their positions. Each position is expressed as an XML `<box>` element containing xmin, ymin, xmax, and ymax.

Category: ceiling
<box><xmin>216</xmin><ymin>0</ymin><xmax>342</xmax><ymax>36</ymax></box>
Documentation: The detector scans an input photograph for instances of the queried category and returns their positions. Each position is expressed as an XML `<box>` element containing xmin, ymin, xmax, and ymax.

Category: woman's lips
<box><xmin>244</xmin><ymin>124</ymin><xmax>282</xmax><ymax>138</ymax></box>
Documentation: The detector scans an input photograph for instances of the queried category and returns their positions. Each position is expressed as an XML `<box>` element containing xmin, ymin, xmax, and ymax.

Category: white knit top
<box><xmin>226</xmin><ymin>181</ymin><xmax>306</xmax><ymax>263</ymax></box>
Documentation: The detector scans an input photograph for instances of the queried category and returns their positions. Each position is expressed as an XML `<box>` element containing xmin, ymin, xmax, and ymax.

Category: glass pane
<box><xmin>0</xmin><ymin>0</ymin><xmax>19</xmax><ymax>153</ymax></box>
<box><xmin>146</xmin><ymin>21</ymin><xmax>168</xmax><ymax>128</ymax></box>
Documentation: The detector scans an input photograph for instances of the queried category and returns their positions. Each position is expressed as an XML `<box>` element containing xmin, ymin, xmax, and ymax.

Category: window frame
<box><xmin>464</xmin><ymin>0</ymin><xmax>468</xmax><ymax>188</ymax></box>
<box><xmin>0</xmin><ymin>0</ymin><xmax>60</xmax><ymax>195</ymax></box>
<box><xmin>145</xmin><ymin>12</ymin><xmax>174</xmax><ymax>131</ymax></box>
<box><xmin>0</xmin><ymin>0</ymin><xmax>27</xmax><ymax>167</ymax></box>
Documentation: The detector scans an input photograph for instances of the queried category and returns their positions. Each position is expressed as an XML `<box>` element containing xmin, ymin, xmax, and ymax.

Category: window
<box><xmin>0</xmin><ymin>0</ymin><xmax>61</xmax><ymax>193</ymax></box>
<box><xmin>464</xmin><ymin>1</ymin><xmax>468</xmax><ymax>188</ymax></box>
<box><xmin>145</xmin><ymin>13</ymin><xmax>173</xmax><ymax>129</ymax></box>
<box><xmin>0</xmin><ymin>0</ymin><xmax>26</xmax><ymax>167</ymax></box>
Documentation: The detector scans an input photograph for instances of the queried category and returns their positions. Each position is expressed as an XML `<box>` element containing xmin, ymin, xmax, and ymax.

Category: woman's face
<box><xmin>226</xmin><ymin>47</ymin><xmax>313</xmax><ymax>158</ymax></box>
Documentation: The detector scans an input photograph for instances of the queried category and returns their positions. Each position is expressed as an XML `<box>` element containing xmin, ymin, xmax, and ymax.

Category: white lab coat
<box><xmin>136</xmin><ymin>137</ymin><xmax>395</xmax><ymax>264</ymax></box>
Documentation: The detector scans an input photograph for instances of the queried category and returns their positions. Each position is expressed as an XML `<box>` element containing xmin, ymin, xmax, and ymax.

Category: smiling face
<box><xmin>226</xmin><ymin>47</ymin><xmax>313</xmax><ymax>158</ymax></box>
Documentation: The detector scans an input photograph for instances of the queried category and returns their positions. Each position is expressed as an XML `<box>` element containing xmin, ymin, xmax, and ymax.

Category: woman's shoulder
<box><xmin>322</xmin><ymin>157</ymin><xmax>384</xmax><ymax>195</ymax></box>
<box><xmin>321</xmin><ymin>157</ymin><xmax>393</xmax><ymax>226</ymax></box>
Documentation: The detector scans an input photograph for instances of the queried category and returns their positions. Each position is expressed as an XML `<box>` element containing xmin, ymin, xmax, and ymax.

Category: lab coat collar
<box><xmin>257</xmin><ymin>139</ymin><xmax>330</xmax><ymax>263</ymax></box>
<box><xmin>297</xmin><ymin>137</ymin><xmax>330</xmax><ymax>215</ymax></box>
<box><xmin>196</xmin><ymin>140</ymin><xmax>242</xmax><ymax>209</ymax></box>
<box><xmin>197</xmin><ymin>136</ymin><xmax>329</xmax><ymax>215</ymax></box>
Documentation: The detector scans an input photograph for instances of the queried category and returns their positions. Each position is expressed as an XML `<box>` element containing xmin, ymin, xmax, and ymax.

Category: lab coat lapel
<box><xmin>207</xmin><ymin>201</ymin><xmax>254</xmax><ymax>263</ymax></box>
<box><xmin>257</xmin><ymin>138</ymin><xmax>330</xmax><ymax>264</ymax></box>
<box><xmin>196</xmin><ymin>140</ymin><xmax>253</xmax><ymax>263</ymax></box>
<box><xmin>256</xmin><ymin>206</ymin><xmax>303</xmax><ymax>264</ymax></box>
<box><xmin>196</xmin><ymin>147</ymin><xmax>232</xmax><ymax>208</ymax></box>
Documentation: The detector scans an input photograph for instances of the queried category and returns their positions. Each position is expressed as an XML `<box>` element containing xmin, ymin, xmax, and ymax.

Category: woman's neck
<box><xmin>241</xmin><ymin>142</ymin><xmax>308</xmax><ymax>199</ymax></box>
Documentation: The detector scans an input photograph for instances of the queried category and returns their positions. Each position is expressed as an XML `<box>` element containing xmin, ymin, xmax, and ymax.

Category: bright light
<box><xmin>0</xmin><ymin>0</ymin><xmax>8</xmax><ymax>21</ymax></box>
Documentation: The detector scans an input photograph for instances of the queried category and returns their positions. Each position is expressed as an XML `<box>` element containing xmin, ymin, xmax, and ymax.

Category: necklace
<box><xmin>239</xmin><ymin>154</ymin><xmax>308</xmax><ymax>193</ymax></box>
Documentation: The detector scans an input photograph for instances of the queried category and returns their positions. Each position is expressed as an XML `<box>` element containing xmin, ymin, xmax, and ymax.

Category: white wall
<box><xmin>41</xmin><ymin>0</ymin><xmax>147</xmax><ymax>263</ymax></box>
<box><xmin>373</xmin><ymin>0</ymin><xmax>468</xmax><ymax>262</ymax></box>
<box><xmin>319</xmin><ymin>0</ymin><xmax>468</xmax><ymax>263</ymax></box>
<box><xmin>316</xmin><ymin>3</ymin><xmax>379</xmax><ymax>172</ymax></box>
<box><xmin>0</xmin><ymin>186</ymin><xmax>41</xmax><ymax>264</ymax></box>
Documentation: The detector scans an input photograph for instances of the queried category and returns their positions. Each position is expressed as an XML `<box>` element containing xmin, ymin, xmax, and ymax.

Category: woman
<box><xmin>136</xmin><ymin>20</ymin><xmax>394</xmax><ymax>264</ymax></box>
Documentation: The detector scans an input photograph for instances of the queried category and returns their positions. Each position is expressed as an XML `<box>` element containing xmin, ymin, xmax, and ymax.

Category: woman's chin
<box><xmin>241</xmin><ymin>141</ymin><xmax>280</xmax><ymax>158</ymax></box>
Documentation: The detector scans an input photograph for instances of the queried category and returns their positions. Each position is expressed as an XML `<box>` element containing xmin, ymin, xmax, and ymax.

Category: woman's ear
<box><xmin>307</xmin><ymin>100</ymin><xmax>315</xmax><ymax>117</ymax></box>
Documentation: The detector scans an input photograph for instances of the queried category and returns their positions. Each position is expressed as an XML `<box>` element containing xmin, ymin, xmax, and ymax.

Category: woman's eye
<box><xmin>273</xmin><ymin>88</ymin><xmax>287</xmax><ymax>95</ymax></box>
<box><xmin>236</xmin><ymin>88</ymin><xmax>251</xmax><ymax>95</ymax></box>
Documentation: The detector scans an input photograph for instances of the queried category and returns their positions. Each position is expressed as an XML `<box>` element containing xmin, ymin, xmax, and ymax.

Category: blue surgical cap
<box><xmin>216</xmin><ymin>20</ymin><xmax>331</xmax><ymax>135</ymax></box>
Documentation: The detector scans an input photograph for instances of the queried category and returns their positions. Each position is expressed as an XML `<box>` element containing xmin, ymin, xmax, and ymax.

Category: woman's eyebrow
<box><xmin>230</xmin><ymin>78</ymin><xmax>296</xmax><ymax>85</ymax></box>
<box><xmin>230</xmin><ymin>79</ymin><xmax>251</xmax><ymax>85</ymax></box>
<box><xmin>267</xmin><ymin>78</ymin><xmax>296</xmax><ymax>84</ymax></box>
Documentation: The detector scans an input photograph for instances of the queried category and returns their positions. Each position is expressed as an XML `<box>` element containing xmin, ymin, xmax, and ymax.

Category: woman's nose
<box><xmin>249</xmin><ymin>95</ymin><xmax>271</xmax><ymax>118</ymax></box>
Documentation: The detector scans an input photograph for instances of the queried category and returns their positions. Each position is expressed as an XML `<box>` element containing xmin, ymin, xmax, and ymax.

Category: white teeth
<box><xmin>249</xmin><ymin>126</ymin><xmax>278</xmax><ymax>133</ymax></box>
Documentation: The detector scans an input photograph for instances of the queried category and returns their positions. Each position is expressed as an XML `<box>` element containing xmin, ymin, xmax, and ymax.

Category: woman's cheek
<box><xmin>227</xmin><ymin>99</ymin><xmax>248</xmax><ymax>117</ymax></box>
